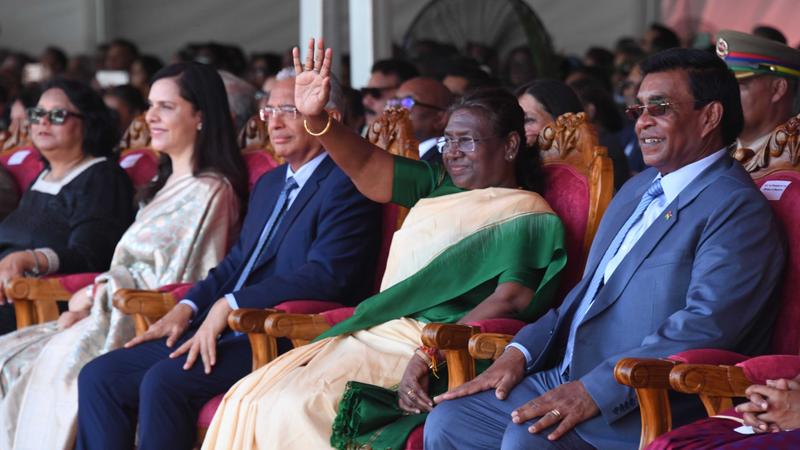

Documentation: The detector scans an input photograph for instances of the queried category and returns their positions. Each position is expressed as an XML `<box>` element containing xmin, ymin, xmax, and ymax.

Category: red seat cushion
<box><xmin>465</xmin><ymin>318</ymin><xmax>527</xmax><ymax>335</ymax></box>
<box><xmin>404</xmin><ymin>424</ymin><xmax>424</xmax><ymax>449</ymax></box>
<box><xmin>244</xmin><ymin>151</ymin><xmax>279</xmax><ymax>192</ymax></box>
<box><xmin>736</xmin><ymin>354</ymin><xmax>800</xmax><ymax>385</ymax></box>
<box><xmin>274</xmin><ymin>300</ymin><xmax>345</xmax><ymax>314</ymax></box>
<box><xmin>755</xmin><ymin>172</ymin><xmax>800</xmax><ymax>355</ymax></box>
<box><xmin>160</xmin><ymin>283</ymin><xmax>193</xmax><ymax>300</ymax></box>
<box><xmin>321</xmin><ymin>307</ymin><xmax>356</xmax><ymax>326</ymax></box>
<box><xmin>0</xmin><ymin>147</ymin><xmax>44</xmax><ymax>193</ymax></box>
<box><xmin>119</xmin><ymin>148</ymin><xmax>159</xmax><ymax>189</ymax></box>
<box><xmin>543</xmin><ymin>163</ymin><xmax>589</xmax><ymax>301</ymax></box>
<box><xmin>197</xmin><ymin>393</ymin><xmax>224</xmax><ymax>429</ymax></box>
<box><xmin>667</xmin><ymin>349</ymin><xmax>749</xmax><ymax>366</ymax></box>
<box><xmin>55</xmin><ymin>272</ymin><xmax>102</xmax><ymax>293</ymax></box>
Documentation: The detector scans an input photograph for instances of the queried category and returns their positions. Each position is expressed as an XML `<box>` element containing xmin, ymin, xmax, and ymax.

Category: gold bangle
<box><xmin>303</xmin><ymin>114</ymin><xmax>332</xmax><ymax>137</ymax></box>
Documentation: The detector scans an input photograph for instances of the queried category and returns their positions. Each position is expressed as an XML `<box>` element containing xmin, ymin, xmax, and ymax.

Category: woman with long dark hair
<box><xmin>0</xmin><ymin>63</ymin><xmax>246</xmax><ymax>450</ymax></box>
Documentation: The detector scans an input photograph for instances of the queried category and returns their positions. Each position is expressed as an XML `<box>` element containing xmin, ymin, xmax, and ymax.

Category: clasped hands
<box><xmin>399</xmin><ymin>346</ymin><xmax>599</xmax><ymax>441</ymax></box>
<box><xmin>124</xmin><ymin>298</ymin><xmax>232</xmax><ymax>375</ymax></box>
<box><xmin>736</xmin><ymin>375</ymin><xmax>800</xmax><ymax>433</ymax></box>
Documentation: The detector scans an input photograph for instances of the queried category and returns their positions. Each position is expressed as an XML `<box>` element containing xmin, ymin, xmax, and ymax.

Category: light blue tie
<box><xmin>560</xmin><ymin>178</ymin><xmax>664</xmax><ymax>375</ymax></box>
<box><xmin>233</xmin><ymin>177</ymin><xmax>298</xmax><ymax>290</ymax></box>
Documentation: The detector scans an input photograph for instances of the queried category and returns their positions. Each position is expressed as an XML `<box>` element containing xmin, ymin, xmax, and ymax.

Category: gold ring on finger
<box><xmin>549</xmin><ymin>408</ymin><xmax>562</xmax><ymax>419</ymax></box>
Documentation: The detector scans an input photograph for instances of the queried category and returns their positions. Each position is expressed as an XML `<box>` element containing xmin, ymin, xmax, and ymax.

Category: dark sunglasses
<box><xmin>359</xmin><ymin>86</ymin><xmax>397</xmax><ymax>99</ymax></box>
<box><xmin>27</xmin><ymin>107</ymin><xmax>84</xmax><ymax>125</ymax></box>
<box><xmin>624</xmin><ymin>101</ymin><xmax>701</xmax><ymax>120</ymax></box>
<box><xmin>386</xmin><ymin>96</ymin><xmax>444</xmax><ymax>111</ymax></box>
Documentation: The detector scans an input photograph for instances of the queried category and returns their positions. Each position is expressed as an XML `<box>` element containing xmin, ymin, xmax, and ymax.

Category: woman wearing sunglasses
<box><xmin>0</xmin><ymin>78</ymin><xmax>136</xmax><ymax>333</ymax></box>
<box><xmin>202</xmin><ymin>39</ymin><xmax>567</xmax><ymax>450</ymax></box>
<box><xmin>0</xmin><ymin>63</ymin><xmax>247</xmax><ymax>450</ymax></box>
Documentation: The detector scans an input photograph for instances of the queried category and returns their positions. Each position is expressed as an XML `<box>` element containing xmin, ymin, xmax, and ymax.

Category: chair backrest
<box><xmin>119</xmin><ymin>114</ymin><xmax>151</xmax><ymax>151</ymax></box>
<box><xmin>0</xmin><ymin>146</ymin><xmax>44</xmax><ymax>193</ymax></box>
<box><xmin>238</xmin><ymin>114</ymin><xmax>283</xmax><ymax>163</ymax></box>
<box><xmin>1</xmin><ymin>119</ymin><xmax>31</xmax><ymax>152</ymax></box>
<box><xmin>117</xmin><ymin>114</ymin><xmax>160</xmax><ymax>190</ymax></box>
<box><xmin>366</xmin><ymin>107</ymin><xmax>420</xmax><ymax>289</ymax></box>
<box><xmin>538</xmin><ymin>112</ymin><xmax>614</xmax><ymax>297</ymax></box>
<box><xmin>740</xmin><ymin>114</ymin><xmax>800</xmax><ymax>355</ymax></box>
<box><xmin>242</xmin><ymin>150</ymin><xmax>279</xmax><ymax>192</ymax></box>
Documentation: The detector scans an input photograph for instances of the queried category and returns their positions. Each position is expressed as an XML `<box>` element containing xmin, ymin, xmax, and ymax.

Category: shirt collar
<box><xmin>418</xmin><ymin>137</ymin><xmax>440</xmax><ymax>158</ymax></box>
<box><xmin>657</xmin><ymin>147</ymin><xmax>727</xmax><ymax>205</ymax></box>
<box><xmin>286</xmin><ymin>152</ymin><xmax>327</xmax><ymax>190</ymax></box>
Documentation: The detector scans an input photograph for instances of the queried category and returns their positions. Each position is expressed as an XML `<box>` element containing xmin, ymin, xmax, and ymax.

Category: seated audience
<box><xmin>218</xmin><ymin>70</ymin><xmax>256</xmax><ymax>132</ymax></box>
<box><xmin>102</xmin><ymin>84</ymin><xmax>147</xmax><ymax>134</ymax></box>
<box><xmin>0</xmin><ymin>78</ymin><xmax>135</xmax><ymax>334</ymax></box>
<box><xmin>0</xmin><ymin>62</ymin><xmax>247</xmax><ymax>450</ymax></box>
<box><xmin>129</xmin><ymin>55</ymin><xmax>164</xmax><ymax>98</ymax></box>
<box><xmin>568</xmin><ymin>77</ymin><xmax>631</xmax><ymax>188</ymax></box>
<box><xmin>0</xmin><ymin>165</ymin><xmax>17</xmax><ymax>221</ymax></box>
<box><xmin>648</xmin><ymin>375</ymin><xmax>800</xmax><ymax>448</ymax></box>
<box><xmin>76</xmin><ymin>66</ymin><xmax>381</xmax><ymax>450</ymax></box>
<box><xmin>514</xmin><ymin>79</ymin><xmax>583</xmax><ymax>147</ymax></box>
<box><xmin>424</xmin><ymin>48</ymin><xmax>785</xmax><ymax>450</ymax></box>
<box><xmin>641</xmin><ymin>23</ymin><xmax>681</xmax><ymax>54</ymax></box>
<box><xmin>199</xmin><ymin>39</ymin><xmax>567</xmax><ymax>450</ymax></box>
<box><xmin>362</xmin><ymin>59</ymin><xmax>419</xmax><ymax>127</ymax></box>
<box><xmin>386</xmin><ymin>77</ymin><xmax>452</xmax><ymax>164</ymax></box>
<box><xmin>442</xmin><ymin>57</ymin><xmax>499</xmax><ymax>97</ymax></box>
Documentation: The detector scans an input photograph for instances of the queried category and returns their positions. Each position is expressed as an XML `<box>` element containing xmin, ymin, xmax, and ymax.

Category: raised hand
<box><xmin>292</xmin><ymin>38</ymin><xmax>333</xmax><ymax>117</ymax></box>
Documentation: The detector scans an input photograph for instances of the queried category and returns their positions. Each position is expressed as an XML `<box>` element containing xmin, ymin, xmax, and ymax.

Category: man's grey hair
<box><xmin>218</xmin><ymin>70</ymin><xmax>256</xmax><ymax>132</ymax></box>
<box><xmin>272</xmin><ymin>66</ymin><xmax>344</xmax><ymax>112</ymax></box>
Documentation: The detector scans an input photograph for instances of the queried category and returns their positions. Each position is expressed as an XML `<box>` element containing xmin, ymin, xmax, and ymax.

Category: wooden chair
<box><xmin>613</xmin><ymin>113</ymin><xmax>800</xmax><ymax>449</ymax></box>
<box><xmin>1</xmin><ymin>118</ymin><xmax>31</xmax><ymax>153</ymax></box>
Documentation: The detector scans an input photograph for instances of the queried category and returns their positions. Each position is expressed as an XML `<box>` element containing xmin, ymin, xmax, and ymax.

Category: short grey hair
<box><xmin>218</xmin><ymin>70</ymin><xmax>256</xmax><ymax>132</ymax></box>
<box><xmin>272</xmin><ymin>66</ymin><xmax>344</xmax><ymax>112</ymax></box>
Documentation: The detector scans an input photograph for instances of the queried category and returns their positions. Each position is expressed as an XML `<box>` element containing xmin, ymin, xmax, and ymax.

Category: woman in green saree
<box><xmin>201</xmin><ymin>39</ymin><xmax>567</xmax><ymax>450</ymax></box>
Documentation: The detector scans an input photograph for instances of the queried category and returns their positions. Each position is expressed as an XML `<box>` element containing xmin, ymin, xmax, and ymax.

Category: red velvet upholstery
<box><xmin>542</xmin><ymin>163</ymin><xmax>590</xmax><ymax>300</ymax></box>
<box><xmin>243</xmin><ymin>151</ymin><xmax>279</xmax><ymax>191</ymax></box>
<box><xmin>321</xmin><ymin>307</ymin><xmax>356</xmax><ymax>326</ymax></box>
<box><xmin>667</xmin><ymin>349</ymin><xmax>749</xmax><ymax>366</ymax></box>
<box><xmin>736</xmin><ymin>354</ymin><xmax>800</xmax><ymax>385</ymax></box>
<box><xmin>56</xmin><ymin>272</ymin><xmax>102</xmax><ymax>293</ymax></box>
<box><xmin>404</xmin><ymin>425</ymin><xmax>424</xmax><ymax>450</ymax></box>
<box><xmin>0</xmin><ymin>146</ymin><xmax>44</xmax><ymax>193</ymax></box>
<box><xmin>274</xmin><ymin>300</ymin><xmax>345</xmax><ymax>314</ymax></box>
<box><xmin>160</xmin><ymin>283</ymin><xmax>193</xmax><ymax>300</ymax></box>
<box><xmin>466</xmin><ymin>318</ymin><xmax>527</xmax><ymax>335</ymax></box>
<box><xmin>755</xmin><ymin>172</ymin><xmax>800</xmax><ymax>355</ymax></box>
<box><xmin>119</xmin><ymin>148</ymin><xmax>159</xmax><ymax>189</ymax></box>
<box><xmin>197</xmin><ymin>394</ymin><xmax>224</xmax><ymax>429</ymax></box>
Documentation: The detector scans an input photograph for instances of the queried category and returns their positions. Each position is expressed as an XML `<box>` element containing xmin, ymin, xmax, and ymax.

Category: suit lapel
<box><xmin>580</xmin><ymin>155</ymin><xmax>734</xmax><ymax>324</ymax></box>
<box><xmin>253</xmin><ymin>156</ymin><xmax>334</xmax><ymax>268</ymax></box>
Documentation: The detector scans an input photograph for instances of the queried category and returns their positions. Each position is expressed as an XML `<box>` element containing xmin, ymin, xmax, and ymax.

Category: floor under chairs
<box><xmin>613</xmin><ymin>113</ymin><xmax>800</xmax><ymax>449</ymax></box>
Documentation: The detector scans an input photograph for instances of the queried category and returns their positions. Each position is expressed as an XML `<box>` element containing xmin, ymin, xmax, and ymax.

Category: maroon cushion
<box><xmin>404</xmin><ymin>424</ymin><xmax>424</xmax><ymax>450</ymax></box>
<box><xmin>0</xmin><ymin>147</ymin><xmax>44</xmax><ymax>193</ymax></box>
<box><xmin>543</xmin><ymin>163</ymin><xmax>590</xmax><ymax>301</ymax></box>
<box><xmin>197</xmin><ymin>393</ymin><xmax>224</xmax><ymax>428</ymax></box>
<box><xmin>667</xmin><ymin>349</ymin><xmax>749</xmax><ymax>365</ymax></box>
<box><xmin>756</xmin><ymin>172</ymin><xmax>800</xmax><ymax>355</ymax></box>
<box><xmin>244</xmin><ymin>151</ymin><xmax>279</xmax><ymax>192</ymax></box>
<box><xmin>54</xmin><ymin>272</ymin><xmax>102</xmax><ymax>293</ymax></box>
<box><xmin>736</xmin><ymin>354</ymin><xmax>800</xmax><ymax>385</ymax></box>
<box><xmin>321</xmin><ymin>307</ymin><xmax>356</xmax><ymax>326</ymax></box>
<box><xmin>119</xmin><ymin>148</ymin><xmax>159</xmax><ymax>190</ymax></box>
<box><xmin>465</xmin><ymin>318</ymin><xmax>527</xmax><ymax>335</ymax></box>
<box><xmin>274</xmin><ymin>300</ymin><xmax>345</xmax><ymax>314</ymax></box>
<box><xmin>160</xmin><ymin>283</ymin><xmax>193</xmax><ymax>300</ymax></box>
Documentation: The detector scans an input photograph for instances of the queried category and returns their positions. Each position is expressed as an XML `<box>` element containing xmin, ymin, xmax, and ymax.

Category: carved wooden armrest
<box><xmin>669</xmin><ymin>363</ymin><xmax>750</xmax><ymax>416</ymax></box>
<box><xmin>228</xmin><ymin>308</ymin><xmax>279</xmax><ymax>370</ymax></box>
<box><xmin>421</xmin><ymin>323</ymin><xmax>479</xmax><ymax>388</ymax></box>
<box><xmin>7</xmin><ymin>277</ymin><xmax>71</xmax><ymax>328</ymax></box>
<box><xmin>112</xmin><ymin>289</ymin><xmax>177</xmax><ymax>335</ymax></box>
<box><xmin>468</xmin><ymin>333</ymin><xmax>513</xmax><ymax>360</ymax></box>
<box><xmin>264</xmin><ymin>313</ymin><xmax>331</xmax><ymax>348</ymax></box>
<box><xmin>614</xmin><ymin>358</ymin><xmax>679</xmax><ymax>449</ymax></box>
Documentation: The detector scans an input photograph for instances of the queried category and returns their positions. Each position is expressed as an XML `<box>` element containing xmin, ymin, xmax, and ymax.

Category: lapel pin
<box><xmin>664</xmin><ymin>210</ymin><xmax>673</xmax><ymax>220</ymax></box>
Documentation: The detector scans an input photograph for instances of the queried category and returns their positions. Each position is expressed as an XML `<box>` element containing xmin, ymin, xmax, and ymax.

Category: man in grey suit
<box><xmin>424</xmin><ymin>48</ymin><xmax>786</xmax><ymax>449</ymax></box>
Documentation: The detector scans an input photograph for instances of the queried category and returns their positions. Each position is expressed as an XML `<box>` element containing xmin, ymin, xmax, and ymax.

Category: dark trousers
<box><xmin>76</xmin><ymin>332</ymin><xmax>252</xmax><ymax>450</ymax></box>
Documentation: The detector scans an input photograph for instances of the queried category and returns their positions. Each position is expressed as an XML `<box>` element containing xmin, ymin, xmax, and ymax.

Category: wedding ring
<box><xmin>549</xmin><ymin>409</ymin><xmax>562</xmax><ymax>419</ymax></box>
<box><xmin>407</xmin><ymin>389</ymin><xmax>416</xmax><ymax>398</ymax></box>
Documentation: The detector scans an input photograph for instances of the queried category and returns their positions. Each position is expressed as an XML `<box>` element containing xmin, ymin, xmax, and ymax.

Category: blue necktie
<box><xmin>560</xmin><ymin>178</ymin><xmax>664</xmax><ymax>375</ymax></box>
<box><xmin>233</xmin><ymin>177</ymin><xmax>298</xmax><ymax>290</ymax></box>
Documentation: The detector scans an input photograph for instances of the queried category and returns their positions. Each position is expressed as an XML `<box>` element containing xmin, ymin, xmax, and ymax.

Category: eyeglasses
<box><xmin>385</xmin><ymin>96</ymin><xmax>444</xmax><ymax>111</ymax></box>
<box><xmin>27</xmin><ymin>107</ymin><xmax>84</xmax><ymax>125</ymax></box>
<box><xmin>259</xmin><ymin>105</ymin><xmax>299</xmax><ymax>121</ymax></box>
<box><xmin>360</xmin><ymin>86</ymin><xmax>397</xmax><ymax>99</ymax></box>
<box><xmin>624</xmin><ymin>100</ymin><xmax>702</xmax><ymax>120</ymax></box>
<box><xmin>437</xmin><ymin>136</ymin><xmax>496</xmax><ymax>154</ymax></box>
